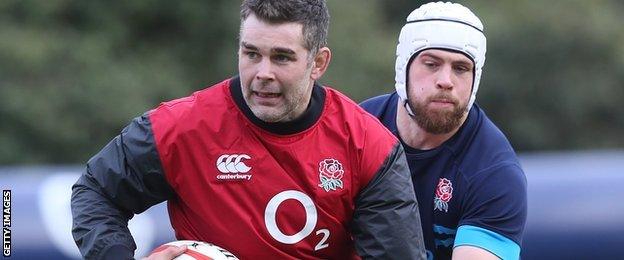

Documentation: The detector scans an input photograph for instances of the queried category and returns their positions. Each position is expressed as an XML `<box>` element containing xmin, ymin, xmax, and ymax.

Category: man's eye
<box><xmin>246</xmin><ymin>51</ymin><xmax>259</xmax><ymax>59</ymax></box>
<box><xmin>454</xmin><ymin>66</ymin><xmax>470</xmax><ymax>73</ymax></box>
<box><xmin>424</xmin><ymin>61</ymin><xmax>438</xmax><ymax>68</ymax></box>
<box><xmin>273</xmin><ymin>55</ymin><xmax>292</xmax><ymax>63</ymax></box>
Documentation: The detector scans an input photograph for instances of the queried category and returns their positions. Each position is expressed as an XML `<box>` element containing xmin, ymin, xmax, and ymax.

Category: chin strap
<box><xmin>403</xmin><ymin>99</ymin><xmax>416</xmax><ymax>118</ymax></box>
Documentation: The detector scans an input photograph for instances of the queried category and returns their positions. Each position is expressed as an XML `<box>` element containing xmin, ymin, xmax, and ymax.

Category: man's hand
<box><xmin>142</xmin><ymin>245</ymin><xmax>187</xmax><ymax>260</ymax></box>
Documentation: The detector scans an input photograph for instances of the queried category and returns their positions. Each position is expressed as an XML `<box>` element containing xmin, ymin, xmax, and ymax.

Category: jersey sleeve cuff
<box><xmin>454</xmin><ymin>225</ymin><xmax>520</xmax><ymax>260</ymax></box>
<box><xmin>100</xmin><ymin>244</ymin><xmax>134</xmax><ymax>260</ymax></box>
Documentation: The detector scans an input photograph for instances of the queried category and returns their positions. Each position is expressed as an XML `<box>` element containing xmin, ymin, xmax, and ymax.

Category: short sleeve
<box><xmin>456</xmin><ymin>163</ymin><xmax>527</xmax><ymax>258</ymax></box>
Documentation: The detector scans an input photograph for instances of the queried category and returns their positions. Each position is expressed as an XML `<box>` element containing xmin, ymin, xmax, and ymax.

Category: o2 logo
<box><xmin>264</xmin><ymin>190</ymin><xmax>330</xmax><ymax>251</ymax></box>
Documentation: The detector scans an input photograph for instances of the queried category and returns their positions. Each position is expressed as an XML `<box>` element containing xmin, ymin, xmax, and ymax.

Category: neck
<box><xmin>396</xmin><ymin>99</ymin><xmax>465</xmax><ymax>150</ymax></box>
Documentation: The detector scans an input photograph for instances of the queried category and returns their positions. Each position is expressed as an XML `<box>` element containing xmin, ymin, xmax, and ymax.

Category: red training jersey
<box><xmin>149</xmin><ymin>78</ymin><xmax>398</xmax><ymax>259</ymax></box>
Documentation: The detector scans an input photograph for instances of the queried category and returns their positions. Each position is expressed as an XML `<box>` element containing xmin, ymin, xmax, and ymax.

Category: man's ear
<box><xmin>310</xmin><ymin>47</ymin><xmax>331</xmax><ymax>80</ymax></box>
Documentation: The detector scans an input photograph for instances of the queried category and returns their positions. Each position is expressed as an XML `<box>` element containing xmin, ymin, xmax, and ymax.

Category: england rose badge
<box><xmin>434</xmin><ymin>178</ymin><xmax>453</xmax><ymax>213</ymax></box>
<box><xmin>318</xmin><ymin>159</ymin><xmax>344</xmax><ymax>192</ymax></box>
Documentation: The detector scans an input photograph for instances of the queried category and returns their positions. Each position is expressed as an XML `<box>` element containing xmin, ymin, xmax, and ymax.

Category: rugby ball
<box><xmin>151</xmin><ymin>240</ymin><xmax>239</xmax><ymax>260</ymax></box>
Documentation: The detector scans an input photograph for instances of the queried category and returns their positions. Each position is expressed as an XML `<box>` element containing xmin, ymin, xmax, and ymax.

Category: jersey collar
<box><xmin>229</xmin><ymin>76</ymin><xmax>326</xmax><ymax>135</ymax></box>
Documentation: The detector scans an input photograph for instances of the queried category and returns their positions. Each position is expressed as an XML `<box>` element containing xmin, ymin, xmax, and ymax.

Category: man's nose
<box><xmin>256</xmin><ymin>58</ymin><xmax>275</xmax><ymax>81</ymax></box>
<box><xmin>436</xmin><ymin>66</ymin><xmax>454</xmax><ymax>90</ymax></box>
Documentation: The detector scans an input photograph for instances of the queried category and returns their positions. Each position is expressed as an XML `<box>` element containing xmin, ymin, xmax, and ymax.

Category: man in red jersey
<box><xmin>71</xmin><ymin>0</ymin><xmax>425</xmax><ymax>259</ymax></box>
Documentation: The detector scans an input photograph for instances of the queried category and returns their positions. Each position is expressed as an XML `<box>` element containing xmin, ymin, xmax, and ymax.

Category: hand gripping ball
<box><xmin>151</xmin><ymin>240</ymin><xmax>239</xmax><ymax>260</ymax></box>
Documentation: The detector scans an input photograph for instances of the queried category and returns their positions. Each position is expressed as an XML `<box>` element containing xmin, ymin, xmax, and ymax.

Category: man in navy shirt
<box><xmin>360</xmin><ymin>2</ymin><xmax>527</xmax><ymax>259</ymax></box>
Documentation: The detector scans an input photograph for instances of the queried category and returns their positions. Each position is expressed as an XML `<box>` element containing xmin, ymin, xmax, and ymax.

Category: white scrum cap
<box><xmin>395</xmin><ymin>2</ymin><xmax>487</xmax><ymax>110</ymax></box>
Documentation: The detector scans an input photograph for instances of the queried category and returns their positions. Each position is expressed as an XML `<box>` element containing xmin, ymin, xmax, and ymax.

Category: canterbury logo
<box><xmin>216</xmin><ymin>154</ymin><xmax>252</xmax><ymax>173</ymax></box>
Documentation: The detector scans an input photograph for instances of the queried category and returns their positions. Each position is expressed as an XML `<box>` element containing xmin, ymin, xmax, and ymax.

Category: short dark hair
<box><xmin>240</xmin><ymin>0</ymin><xmax>329</xmax><ymax>55</ymax></box>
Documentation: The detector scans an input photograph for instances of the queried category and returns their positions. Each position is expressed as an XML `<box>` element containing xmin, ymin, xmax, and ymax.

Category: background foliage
<box><xmin>1</xmin><ymin>0</ymin><xmax>622</xmax><ymax>164</ymax></box>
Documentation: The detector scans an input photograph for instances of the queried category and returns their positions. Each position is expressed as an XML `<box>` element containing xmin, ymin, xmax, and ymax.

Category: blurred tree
<box><xmin>0</xmin><ymin>0</ymin><xmax>622</xmax><ymax>164</ymax></box>
<box><xmin>0</xmin><ymin>0</ymin><xmax>238</xmax><ymax>164</ymax></box>
<box><xmin>466</xmin><ymin>0</ymin><xmax>624</xmax><ymax>151</ymax></box>
<box><xmin>324</xmin><ymin>1</ymin><xmax>398</xmax><ymax>100</ymax></box>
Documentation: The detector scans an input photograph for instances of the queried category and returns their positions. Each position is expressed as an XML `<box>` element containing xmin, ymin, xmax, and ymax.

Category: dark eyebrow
<box><xmin>420</xmin><ymin>52</ymin><xmax>473</xmax><ymax>68</ymax></box>
<box><xmin>419</xmin><ymin>53</ymin><xmax>442</xmax><ymax>61</ymax></box>
<box><xmin>272</xmin><ymin>47</ymin><xmax>296</xmax><ymax>56</ymax></box>
<box><xmin>241</xmin><ymin>41</ymin><xmax>295</xmax><ymax>56</ymax></box>
<box><xmin>241</xmin><ymin>41</ymin><xmax>258</xmax><ymax>50</ymax></box>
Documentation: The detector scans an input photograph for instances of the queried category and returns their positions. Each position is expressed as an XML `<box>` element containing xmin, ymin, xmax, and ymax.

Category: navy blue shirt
<box><xmin>361</xmin><ymin>92</ymin><xmax>527</xmax><ymax>260</ymax></box>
